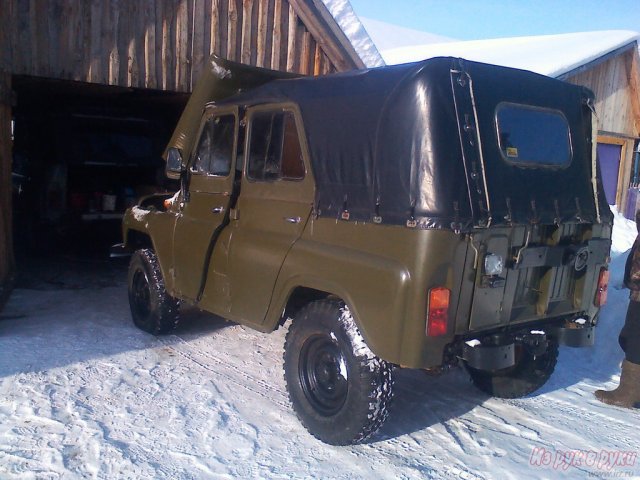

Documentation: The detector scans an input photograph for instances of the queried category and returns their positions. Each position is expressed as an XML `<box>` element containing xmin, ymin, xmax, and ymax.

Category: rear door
<box><xmin>450</xmin><ymin>65</ymin><xmax>610</xmax><ymax>330</ymax></box>
<box><xmin>172</xmin><ymin>107</ymin><xmax>238</xmax><ymax>301</ymax></box>
<box><xmin>224</xmin><ymin>104</ymin><xmax>314</xmax><ymax>327</ymax></box>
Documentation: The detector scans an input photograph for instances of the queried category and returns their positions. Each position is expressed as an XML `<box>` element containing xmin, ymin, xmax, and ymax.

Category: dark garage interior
<box><xmin>11</xmin><ymin>77</ymin><xmax>186</xmax><ymax>288</ymax></box>
<box><xmin>0</xmin><ymin>0</ymin><xmax>358</xmax><ymax>303</ymax></box>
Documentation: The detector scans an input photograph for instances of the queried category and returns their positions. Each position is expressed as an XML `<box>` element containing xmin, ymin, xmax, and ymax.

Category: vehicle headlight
<box><xmin>484</xmin><ymin>253</ymin><xmax>504</xmax><ymax>276</ymax></box>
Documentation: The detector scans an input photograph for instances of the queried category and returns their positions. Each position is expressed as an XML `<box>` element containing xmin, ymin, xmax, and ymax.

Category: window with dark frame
<box><xmin>192</xmin><ymin>114</ymin><xmax>235</xmax><ymax>176</ymax></box>
<box><xmin>247</xmin><ymin>110</ymin><xmax>305</xmax><ymax>181</ymax></box>
<box><xmin>496</xmin><ymin>103</ymin><xmax>572</xmax><ymax>168</ymax></box>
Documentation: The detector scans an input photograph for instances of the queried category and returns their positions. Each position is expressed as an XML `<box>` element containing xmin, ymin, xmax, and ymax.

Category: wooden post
<box><xmin>0</xmin><ymin>71</ymin><xmax>14</xmax><ymax>310</ymax></box>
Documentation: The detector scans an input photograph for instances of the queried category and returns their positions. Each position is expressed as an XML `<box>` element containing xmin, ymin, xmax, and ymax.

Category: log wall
<box><xmin>0</xmin><ymin>0</ymin><xmax>356</xmax><ymax>93</ymax></box>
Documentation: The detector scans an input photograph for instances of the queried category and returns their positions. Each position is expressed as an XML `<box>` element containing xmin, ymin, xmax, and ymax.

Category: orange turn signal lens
<box><xmin>427</xmin><ymin>287</ymin><xmax>450</xmax><ymax>336</ymax></box>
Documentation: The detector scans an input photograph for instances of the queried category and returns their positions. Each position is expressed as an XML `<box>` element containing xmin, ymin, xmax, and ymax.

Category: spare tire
<box><xmin>466</xmin><ymin>337</ymin><xmax>559</xmax><ymax>398</ymax></box>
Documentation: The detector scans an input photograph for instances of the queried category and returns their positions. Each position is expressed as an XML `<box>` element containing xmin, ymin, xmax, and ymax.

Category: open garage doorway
<box><xmin>11</xmin><ymin>76</ymin><xmax>187</xmax><ymax>289</ymax></box>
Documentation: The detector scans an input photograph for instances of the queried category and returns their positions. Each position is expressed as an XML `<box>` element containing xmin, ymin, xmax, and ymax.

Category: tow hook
<box><xmin>515</xmin><ymin>331</ymin><xmax>548</xmax><ymax>357</ymax></box>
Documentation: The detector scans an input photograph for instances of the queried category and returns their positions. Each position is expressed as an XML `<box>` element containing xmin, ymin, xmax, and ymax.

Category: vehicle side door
<box><xmin>172</xmin><ymin>107</ymin><xmax>238</xmax><ymax>302</ymax></box>
<box><xmin>224</xmin><ymin>105</ymin><xmax>314</xmax><ymax>327</ymax></box>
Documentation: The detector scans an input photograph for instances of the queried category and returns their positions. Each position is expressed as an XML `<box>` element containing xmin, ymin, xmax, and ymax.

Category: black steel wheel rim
<box><xmin>131</xmin><ymin>269</ymin><xmax>151</xmax><ymax>321</ymax></box>
<box><xmin>298</xmin><ymin>334</ymin><xmax>349</xmax><ymax>416</ymax></box>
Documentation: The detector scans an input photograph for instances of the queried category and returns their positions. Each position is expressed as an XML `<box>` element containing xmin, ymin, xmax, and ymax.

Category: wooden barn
<box><xmin>0</xmin><ymin>0</ymin><xmax>368</xmax><ymax>305</ymax></box>
<box><xmin>559</xmin><ymin>42</ymin><xmax>640</xmax><ymax>216</ymax></box>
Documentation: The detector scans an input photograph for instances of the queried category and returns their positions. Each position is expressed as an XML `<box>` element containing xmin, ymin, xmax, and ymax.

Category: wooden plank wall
<box><xmin>566</xmin><ymin>48</ymin><xmax>640</xmax><ymax>212</ymax></box>
<box><xmin>566</xmin><ymin>49</ymin><xmax>639</xmax><ymax>138</ymax></box>
<box><xmin>0</xmin><ymin>0</ymin><xmax>344</xmax><ymax>93</ymax></box>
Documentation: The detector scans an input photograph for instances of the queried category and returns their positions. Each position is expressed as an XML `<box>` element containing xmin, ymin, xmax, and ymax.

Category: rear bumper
<box><xmin>460</xmin><ymin>317</ymin><xmax>594</xmax><ymax>371</ymax></box>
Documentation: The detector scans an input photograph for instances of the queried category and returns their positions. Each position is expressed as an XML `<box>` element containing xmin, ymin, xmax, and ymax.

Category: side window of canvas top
<box><xmin>191</xmin><ymin>114</ymin><xmax>236</xmax><ymax>176</ymax></box>
<box><xmin>247</xmin><ymin>110</ymin><xmax>305</xmax><ymax>181</ymax></box>
<box><xmin>496</xmin><ymin>103</ymin><xmax>572</xmax><ymax>168</ymax></box>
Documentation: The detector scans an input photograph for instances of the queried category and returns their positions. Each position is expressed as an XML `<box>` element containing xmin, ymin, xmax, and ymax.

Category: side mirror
<box><xmin>165</xmin><ymin>147</ymin><xmax>185</xmax><ymax>178</ymax></box>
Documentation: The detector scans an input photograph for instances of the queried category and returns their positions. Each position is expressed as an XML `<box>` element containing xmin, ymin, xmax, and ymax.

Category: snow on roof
<box><xmin>358</xmin><ymin>16</ymin><xmax>456</xmax><ymax>52</ymax></box>
<box><xmin>381</xmin><ymin>30</ymin><xmax>640</xmax><ymax>78</ymax></box>
<box><xmin>320</xmin><ymin>0</ymin><xmax>385</xmax><ymax>68</ymax></box>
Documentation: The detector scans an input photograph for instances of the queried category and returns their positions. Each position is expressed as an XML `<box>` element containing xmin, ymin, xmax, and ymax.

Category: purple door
<box><xmin>597</xmin><ymin>143</ymin><xmax>622</xmax><ymax>205</ymax></box>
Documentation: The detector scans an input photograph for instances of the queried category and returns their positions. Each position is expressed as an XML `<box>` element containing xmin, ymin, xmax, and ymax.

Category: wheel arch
<box><xmin>266</xmin><ymin>277</ymin><xmax>358</xmax><ymax>329</ymax></box>
<box><xmin>123</xmin><ymin>208</ymin><xmax>178</xmax><ymax>295</ymax></box>
<box><xmin>126</xmin><ymin>228</ymin><xmax>154</xmax><ymax>250</ymax></box>
<box><xmin>265</xmin><ymin>276</ymin><xmax>391</xmax><ymax>359</ymax></box>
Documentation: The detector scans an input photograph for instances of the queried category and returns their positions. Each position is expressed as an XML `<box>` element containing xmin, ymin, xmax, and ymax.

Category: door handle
<box><xmin>212</xmin><ymin>206</ymin><xmax>225</xmax><ymax>214</ymax></box>
<box><xmin>284</xmin><ymin>216</ymin><xmax>301</xmax><ymax>224</ymax></box>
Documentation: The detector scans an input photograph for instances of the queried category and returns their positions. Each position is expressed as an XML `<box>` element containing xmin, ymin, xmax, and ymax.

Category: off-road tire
<box><xmin>466</xmin><ymin>337</ymin><xmax>559</xmax><ymax>398</ymax></box>
<box><xmin>128</xmin><ymin>249</ymin><xmax>180</xmax><ymax>335</ymax></box>
<box><xmin>283</xmin><ymin>300</ymin><xmax>394</xmax><ymax>445</ymax></box>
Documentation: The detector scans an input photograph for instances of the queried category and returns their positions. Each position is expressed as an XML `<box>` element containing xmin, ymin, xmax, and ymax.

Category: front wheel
<box><xmin>466</xmin><ymin>337</ymin><xmax>559</xmax><ymax>398</ymax></box>
<box><xmin>283</xmin><ymin>300</ymin><xmax>394</xmax><ymax>445</ymax></box>
<box><xmin>128</xmin><ymin>249</ymin><xmax>180</xmax><ymax>335</ymax></box>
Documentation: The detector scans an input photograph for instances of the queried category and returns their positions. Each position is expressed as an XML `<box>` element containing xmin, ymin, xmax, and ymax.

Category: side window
<box><xmin>192</xmin><ymin>114</ymin><xmax>235</xmax><ymax>176</ymax></box>
<box><xmin>247</xmin><ymin>110</ymin><xmax>305</xmax><ymax>181</ymax></box>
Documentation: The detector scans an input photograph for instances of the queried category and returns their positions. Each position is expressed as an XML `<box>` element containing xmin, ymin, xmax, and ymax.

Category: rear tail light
<box><xmin>427</xmin><ymin>287</ymin><xmax>450</xmax><ymax>336</ymax></box>
<box><xmin>594</xmin><ymin>268</ymin><xmax>609</xmax><ymax>307</ymax></box>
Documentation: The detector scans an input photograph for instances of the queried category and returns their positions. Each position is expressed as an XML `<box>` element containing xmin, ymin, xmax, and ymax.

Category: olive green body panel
<box><xmin>218</xmin><ymin>185</ymin><xmax>314</xmax><ymax>329</ymax></box>
<box><xmin>172</xmin><ymin>181</ymin><xmax>232</xmax><ymax>300</ymax></box>
<box><xmin>122</xmin><ymin>204</ymin><xmax>179</xmax><ymax>293</ymax></box>
<box><xmin>198</xmin><ymin>225</ymin><xmax>233</xmax><ymax>314</ymax></box>
<box><xmin>264</xmin><ymin>220</ymin><xmax>471</xmax><ymax>367</ymax></box>
<box><xmin>451</xmin><ymin>222</ymin><xmax>611</xmax><ymax>339</ymax></box>
<box><xmin>171</xmin><ymin>106</ymin><xmax>239</xmax><ymax>301</ymax></box>
<box><xmin>181</xmin><ymin>102</ymin><xmax>317</xmax><ymax>329</ymax></box>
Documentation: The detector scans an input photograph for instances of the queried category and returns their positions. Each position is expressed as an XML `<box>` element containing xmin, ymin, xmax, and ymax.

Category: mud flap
<box><xmin>463</xmin><ymin>341</ymin><xmax>515</xmax><ymax>370</ymax></box>
<box><xmin>553</xmin><ymin>324</ymin><xmax>595</xmax><ymax>347</ymax></box>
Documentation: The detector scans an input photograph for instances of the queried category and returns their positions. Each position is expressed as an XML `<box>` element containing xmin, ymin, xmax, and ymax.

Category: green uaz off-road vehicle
<box><xmin>114</xmin><ymin>55</ymin><xmax>612</xmax><ymax>445</ymax></box>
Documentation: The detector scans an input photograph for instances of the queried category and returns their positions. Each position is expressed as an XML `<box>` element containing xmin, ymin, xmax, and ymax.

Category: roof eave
<box><xmin>556</xmin><ymin>40</ymin><xmax>639</xmax><ymax>80</ymax></box>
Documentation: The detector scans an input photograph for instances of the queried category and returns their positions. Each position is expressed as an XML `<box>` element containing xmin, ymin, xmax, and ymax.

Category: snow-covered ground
<box><xmin>1</xmin><ymin>209</ymin><xmax>639</xmax><ymax>479</ymax></box>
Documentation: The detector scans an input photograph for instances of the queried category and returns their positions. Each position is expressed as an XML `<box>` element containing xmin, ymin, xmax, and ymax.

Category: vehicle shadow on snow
<box><xmin>372</xmin><ymin>367</ymin><xmax>487</xmax><ymax>441</ymax></box>
<box><xmin>0</xmin><ymin>290</ymin><xmax>235</xmax><ymax>378</ymax></box>
<box><xmin>172</xmin><ymin>307</ymin><xmax>237</xmax><ymax>339</ymax></box>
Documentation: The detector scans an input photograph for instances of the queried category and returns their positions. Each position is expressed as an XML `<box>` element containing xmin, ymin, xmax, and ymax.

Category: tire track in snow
<box><xmin>506</xmin><ymin>395</ymin><xmax>640</xmax><ymax>449</ymax></box>
<box><xmin>160</xmin><ymin>333</ymin><xmax>487</xmax><ymax>479</ymax></box>
<box><xmin>157</xmin><ymin>335</ymin><xmax>291</xmax><ymax>410</ymax></box>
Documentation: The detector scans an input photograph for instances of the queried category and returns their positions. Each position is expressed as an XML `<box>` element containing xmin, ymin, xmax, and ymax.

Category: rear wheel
<box><xmin>128</xmin><ymin>249</ymin><xmax>180</xmax><ymax>335</ymax></box>
<box><xmin>283</xmin><ymin>300</ymin><xmax>394</xmax><ymax>445</ymax></box>
<box><xmin>466</xmin><ymin>338</ymin><xmax>559</xmax><ymax>398</ymax></box>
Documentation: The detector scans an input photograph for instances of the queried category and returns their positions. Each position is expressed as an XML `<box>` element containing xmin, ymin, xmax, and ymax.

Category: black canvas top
<box><xmin>220</xmin><ymin>57</ymin><xmax>611</xmax><ymax>230</ymax></box>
